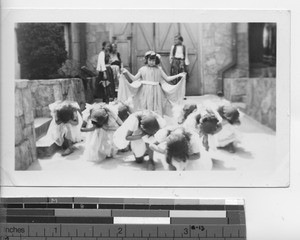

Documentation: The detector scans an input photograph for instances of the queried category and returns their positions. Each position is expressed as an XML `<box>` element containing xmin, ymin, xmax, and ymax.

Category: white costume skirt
<box><xmin>83</xmin><ymin>128</ymin><xmax>117</xmax><ymax>162</ymax></box>
<box><xmin>47</xmin><ymin>111</ymin><xmax>83</xmax><ymax>146</ymax></box>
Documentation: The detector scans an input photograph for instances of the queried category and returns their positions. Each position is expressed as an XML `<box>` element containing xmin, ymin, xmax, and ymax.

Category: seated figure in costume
<box><xmin>113</xmin><ymin>110</ymin><xmax>166</xmax><ymax>171</ymax></box>
<box><xmin>81</xmin><ymin>102</ymin><xmax>123</xmax><ymax>162</ymax></box>
<box><xmin>118</xmin><ymin>51</ymin><xmax>186</xmax><ymax>116</ymax></box>
<box><xmin>149</xmin><ymin>127</ymin><xmax>213</xmax><ymax>171</ymax></box>
<box><xmin>215</xmin><ymin>104</ymin><xmax>241</xmax><ymax>153</ymax></box>
<box><xmin>174</xmin><ymin>102</ymin><xmax>223</xmax><ymax>152</ymax></box>
<box><xmin>46</xmin><ymin>100</ymin><xmax>83</xmax><ymax>156</ymax></box>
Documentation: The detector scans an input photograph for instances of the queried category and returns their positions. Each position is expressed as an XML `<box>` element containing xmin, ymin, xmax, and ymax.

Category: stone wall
<box><xmin>15</xmin><ymin>80</ymin><xmax>36</xmax><ymax>170</ymax></box>
<box><xmin>224</xmin><ymin>78</ymin><xmax>248</xmax><ymax>102</ymax></box>
<box><xmin>225</xmin><ymin>23</ymin><xmax>249</xmax><ymax>78</ymax></box>
<box><xmin>245</xmin><ymin>78</ymin><xmax>276</xmax><ymax>131</ymax></box>
<box><xmin>201</xmin><ymin>23</ymin><xmax>233</xmax><ymax>94</ymax></box>
<box><xmin>29</xmin><ymin>78</ymin><xmax>86</xmax><ymax>118</ymax></box>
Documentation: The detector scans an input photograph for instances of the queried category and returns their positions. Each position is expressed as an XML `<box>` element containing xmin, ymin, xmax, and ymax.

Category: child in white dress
<box><xmin>81</xmin><ymin>103</ymin><xmax>123</xmax><ymax>162</ymax></box>
<box><xmin>150</xmin><ymin>126</ymin><xmax>213</xmax><ymax>171</ymax></box>
<box><xmin>46</xmin><ymin>100</ymin><xmax>83</xmax><ymax>156</ymax></box>
<box><xmin>113</xmin><ymin>110</ymin><xmax>166</xmax><ymax>170</ymax></box>
<box><xmin>118</xmin><ymin>51</ymin><xmax>186</xmax><ymax>116</ymax></box>
<box><xmin>215</xmin><ymin>104</ymin><xmax>241</xmax><ymax>153</ymax></box>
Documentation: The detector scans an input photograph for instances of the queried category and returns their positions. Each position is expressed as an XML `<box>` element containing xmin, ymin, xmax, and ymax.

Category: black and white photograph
<box><xmin>1</xmin><ymin>10</ymin><xmax>290</xmax><ymax>187</ymax></box>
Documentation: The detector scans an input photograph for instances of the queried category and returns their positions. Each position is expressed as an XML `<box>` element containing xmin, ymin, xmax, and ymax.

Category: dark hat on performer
<box><xmin>200</xmin><ymin>113</ymin><xmax>221</xmax><ymax>135</ymax></box>
<box><xmin>144</xmin><ymin>51</ymin><xmax>161</xmax><ymax>65</ymax></box>
<box><xmin>57</xmin><ymin>105</ymin><xmax>74</xmax><ymax>124</ymax></box>
<box><xmin>91</xmin><ymin>108</ymin><xmax>109</xmax><ymax>128</ymax></box>
<box><xmin>218</xmin><ymin>105</ymin><xmax>240</xmax><ymax>125</ymax></box>
<box><xmin>140</xmin><ymin>114</ymin><xmax>160</xmax><ymax>135</ymax></box>
<box><xmin>175</xmin><ymin>34</ymin><xmax>183</xmax><ymax>42</ymax></box>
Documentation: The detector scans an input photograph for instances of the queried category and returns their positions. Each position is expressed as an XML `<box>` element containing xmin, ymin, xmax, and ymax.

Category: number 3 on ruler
<box><xmin>184</xmin><ymin>228</ymin><xmax>189</xmax><ymax>235</ymax></box>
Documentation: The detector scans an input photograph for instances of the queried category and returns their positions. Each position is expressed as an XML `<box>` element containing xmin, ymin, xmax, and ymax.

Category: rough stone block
<box><xmin>42</xmin><ymin>106</ymin><xmax>51</xmax><ymax>118</ymax></box>
<box><xmin>15</xmin><ymin>141</ymin><xmax>31</xmax><ymax>170</ymax></box>
<box><xmin>15</xmin><ymin>88</ymin><xmax>24</xmax><ymax>117</ymax></box>
<box><xmin>53</xmin><ymin>84</ymin><xmax>63</xmax><ymax>101</ymax></box>
<box><xmin>15</xmin><ymin>146</ymin><xmax>22</xmax><ymax>170</ymax></box>
<box><xmin>29</xmin><ymin>81</ymin><xmax>39</xmax><ymax>92</ymax></box>
<box><xmin>15</xmin><ymin>117</ymin><xmax>24</xmax><ymax>146</ymax></box>
<box><xmin>245</xmin><ymin>78</ymin><xmax>276</xmax><ymax>130</ymax></box>
<box><xmin>28</xmin><ymin>135</ymin><xmax>37</xmax><ymax>162</ymax></box>
<box><xmin>23</xmin><ymin>124</ymin><xmax>34</xmax><ymax>139</ymax></box>
<box><xmin>67</xmin><ymin>84</ymin><xmax>75</xmax><ymax>100</ymax></box>
<box><xmin>35</xmin><ymin>85</ymin><xmax>54</xmax><ymax>107</ymax></box>
<box><xmin>15</xmin><ymin>80</ymin><xmax>29</xmax><ymax>89</ymax></box>
<box><xmin>61</xmin><ymin>80</ymin><xmax>71</xmax><ymax>96</ymax></box>
<box><xmin>22</xmin><ymin>88</ymin><xmax>34</xmax><ymax>125</ymax></box>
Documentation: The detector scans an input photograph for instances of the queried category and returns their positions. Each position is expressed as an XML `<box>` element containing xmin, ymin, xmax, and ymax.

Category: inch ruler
<box><xmin>0</xmin><ymin>198</ymin><xmax>246</xmax><ymax>240</ymax></box>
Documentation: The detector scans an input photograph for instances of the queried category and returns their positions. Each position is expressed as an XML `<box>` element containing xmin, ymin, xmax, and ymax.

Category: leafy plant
<box><xmin>16</xmin><ymin>23</ymin><xmax>68</xmax><ymax>79</ymax></box>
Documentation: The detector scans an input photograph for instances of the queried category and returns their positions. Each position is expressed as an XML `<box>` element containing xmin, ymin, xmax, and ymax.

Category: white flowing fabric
<box><xmin>117</xmin><ymin>69</ymin><xmax>186</xmax><ymax>116</ymax></box>
<box><xmin>82</xmin><ymin>103</ymin><xmax>120</xmax><ymax>162</ymax></box>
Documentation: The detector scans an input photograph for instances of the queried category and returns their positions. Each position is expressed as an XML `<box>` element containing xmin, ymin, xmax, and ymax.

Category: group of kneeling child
<box><xmin>46</xmin><ymin>98</ymin><xmax>241</xmax><ymax>171</ymax></box>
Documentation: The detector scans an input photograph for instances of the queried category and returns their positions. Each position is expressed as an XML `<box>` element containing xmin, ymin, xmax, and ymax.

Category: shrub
<box><xmin>16</xmin><ymin>23</ymin><xmax>68</xmax><ymax>79</ymax></box>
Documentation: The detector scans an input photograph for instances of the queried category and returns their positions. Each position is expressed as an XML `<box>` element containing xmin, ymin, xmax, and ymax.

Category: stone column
<box><xmin>15</xmin><ymin>80</ymin><xmax>37</xmax><ymax>170</ymax></box>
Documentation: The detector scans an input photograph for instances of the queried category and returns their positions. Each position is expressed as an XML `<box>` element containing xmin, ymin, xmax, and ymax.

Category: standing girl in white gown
<box><xmin>118</xmin><ymin>51</ymin><xmax>186</xmax><ymax>116</ymax></box>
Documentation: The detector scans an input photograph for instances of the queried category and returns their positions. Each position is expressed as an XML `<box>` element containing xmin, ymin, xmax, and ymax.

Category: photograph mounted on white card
<box><xmin>0</xmin><ymin>9</ymin><xmax>290</xmax><ymax>187</ymax></box>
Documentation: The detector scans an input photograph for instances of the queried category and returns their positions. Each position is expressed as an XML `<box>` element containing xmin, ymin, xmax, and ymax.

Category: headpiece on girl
<box><xmin>200</xmin><ymin>113</ymin><xmax>221</xmax><ymax>135</ymax></box>
<box><xmin>140</xmin><ymin>114</ymin><xmax>160</xmax><ymax>135</ymax></box>
<box><xmin>91</xmin><ymin>108</ymin><xmax>109</xmax><ymax>128</ymax></box>
<box><xmin>144</xmin><ymin>51</ymin><xmax>161</xmax><ymax>65</ymax></box>
<box><xmin>175</xmin><ymin>34</ymin><xmax>183</xmax><ymax>42</ymax></box>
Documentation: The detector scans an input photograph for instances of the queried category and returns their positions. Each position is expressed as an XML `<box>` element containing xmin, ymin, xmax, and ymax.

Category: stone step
<box><xmin>34</xmin><ymin>117</ymin><xmax>52</xmax><ymax>140</ymax></box>
<box><xmin>36</xmin><ymin>135</ymin><xmax>58</xmax><ymax>159</ymax></box>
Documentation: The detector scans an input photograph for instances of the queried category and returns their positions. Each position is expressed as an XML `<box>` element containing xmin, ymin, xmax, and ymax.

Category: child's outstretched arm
<box><xmin>160</xmin><ymin>69</ymin><xmax>186</xmax><ymax>82</ymax></box>
<box><xmin>121</xmin><ymin>68</ymin><xmax>141</xmax><ymax>82</ymax></box>
<box><xmin>149</xmin><ymin>142</ymin><xmax>167</xmax><ymax>154</ymax></box>
<box><xmin>125</xmin><ymin>129</ymin><xmax>146</xmax><ymax>141</ymax></box>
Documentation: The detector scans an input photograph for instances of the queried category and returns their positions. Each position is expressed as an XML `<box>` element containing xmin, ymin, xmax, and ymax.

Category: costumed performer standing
<box><xmin>118</xmin><ymin>51</ymin><xmax>186</xmax><ymax>116</ymax></box>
